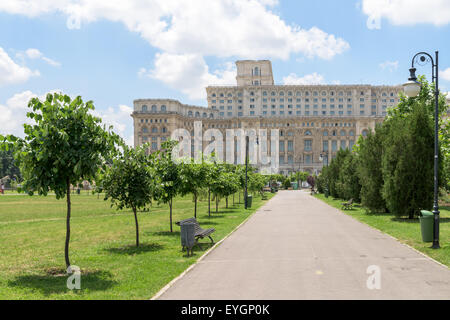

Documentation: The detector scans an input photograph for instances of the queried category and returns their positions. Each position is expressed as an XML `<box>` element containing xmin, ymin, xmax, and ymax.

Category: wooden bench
<box><xmin>175</xmin><ymin>218</ymin><xmax>215</xmax><ymax>245</ymax></box>
<box><xmin>341</xmin><ymin>198</ymin><xmax>353</xmax><ymax>210</ymax></box>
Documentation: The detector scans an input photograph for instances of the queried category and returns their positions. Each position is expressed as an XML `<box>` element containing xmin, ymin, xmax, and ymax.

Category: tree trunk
<box><xmin>226</xmin><ymin>196</ymin><xmax>228</xmax><ymax>208</ymax></box>
<box><xmin>239</xmin><ymin>192</ymin><xmax>241</xmax><ymax>203</ymax></box>
<box><xmin>133</xmin><ymin>207</ymin><xmax>139</xmax><ymax>247</ymax></box>
<box><xmin>65</xmin><ymin>178</ymin><xmax>71</xmax><ymax>269</ymax></box>
<box><xmin>194</xmin><ymin>194</ymin><xmax>197</xmax><ymax>218</ymax></box>
<box><xmin>208</xmin><ymin>187</ymin><xmax>211</xmax><ymax>217</ymax></box>
<box><xmin>216</xmin><ymin>195</ymin><xmax>218</xmax><ymax>213</ymax></box>
<box><xmin>169</xmin><ymin>198</ymin><xmax>173</xmax><ymax>232</ymax></box>
<box><xmin>233</xmin><ymin>193</ymin><xmax>235</xmax><ymax>205</ymax></box>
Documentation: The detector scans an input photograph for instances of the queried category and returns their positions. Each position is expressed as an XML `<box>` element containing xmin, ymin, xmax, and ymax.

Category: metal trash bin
<box><xmin>246</xmin><ymin>195</ymin><xmax>253</xmax><ymax>208</ymax></box>
<box><xmin>419</xmin><ymin>210</ymin><xmax>434</xmax><ymax>242</ymax></box>
<box><xmin>180</xmin><ymin>222</ymin><xmax>196</xmax><ymax>256</ymax></box>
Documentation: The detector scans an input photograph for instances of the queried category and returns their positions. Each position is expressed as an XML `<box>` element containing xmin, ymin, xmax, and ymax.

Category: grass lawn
<box><xmin>314</xmin><ymin>194</ymin><xmax>450</xmax><ymax>267</ymax></box>
<box><xmin>0</xmin><ymin>191</ymin><xmax>274</xmax><ymax>299</ymax></box>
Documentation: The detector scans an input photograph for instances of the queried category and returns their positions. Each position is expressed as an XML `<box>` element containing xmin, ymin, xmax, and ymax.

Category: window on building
<box><xmin>304</xmin><ymin>140</ymin><xmax>312</xmax><ymax>151</ymax></box>
<box><xmin>323</xmin><ymin>140</ymin><xmax>329</xmax><ymax>151</ymax></box>
<box><xmin>305</xmin><ymin>154</ymin><xmax>311</xmax><ymax>164</ymax></box>
<box><xmin>332</xmin><ymin>140</ymin><xmax>337</xmax><ymax>151</ymax></box>
<box><xmin>288</xmin><ymin>140</ymin><xmax>294</xmax><ymax>152</ymax></box>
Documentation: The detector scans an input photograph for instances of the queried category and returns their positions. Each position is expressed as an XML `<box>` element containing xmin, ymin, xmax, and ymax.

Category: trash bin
<box><xmin>76</xmin><ymin>188</ymin><xmax>80</xmax><ymax>195</ymax></box>
<box><xmin>419</xmin><ymin>210</ymin><xmax>434</xmax><ymax>242</ymax></box>
<box><xmin>180</xmin><ymin>222</ymin><xmax>196</xmax><ymax>255</ymax></box>
<box><xmin>246</xmin><ymin>195</ymin><xmax>253</xmax><ymax>208</ymax></box>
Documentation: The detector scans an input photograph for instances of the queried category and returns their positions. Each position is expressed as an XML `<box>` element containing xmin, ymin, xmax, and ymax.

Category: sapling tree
<box><xmin>100</xmin><ymin>143</ymin><xmax>158</xmax><ymax>246</ymax></box>
<box><xmin>179</xmin><ymin>160</ymin><xmax>207</xmax><ymax>218</ymax></box>
<box><xmin>154</xmin><ymin>140</ymin><xmax>180</xmax><ymax>232</ymax></box>
<box><xmin>0</xmin><ymin>93</ymin><xmax>119</xmax><ymax>268</ymax></box>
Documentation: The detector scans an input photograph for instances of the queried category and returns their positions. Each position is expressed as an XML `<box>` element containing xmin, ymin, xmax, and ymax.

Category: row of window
<box><xmin>141</xmin><ymin>127</ymin><xmax>168</xmax><ymax>134</ymax></box>
<box><xmin>140</xmin><ymin>118</ymin><xmax>168</xmax><ymax>124</ymax></box>
<box><xmin>141</xmin><ymin>104</ymin><xmax>166</xmax><ymax>112</ymax></box>
<box><xmin>210</xmin><ymin>90</ymin><xmax>398</xmax><ymax>99</ymax></box>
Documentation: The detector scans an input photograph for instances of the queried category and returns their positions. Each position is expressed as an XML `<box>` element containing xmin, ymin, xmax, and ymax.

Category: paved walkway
<box><xmin>157</xmin><ymin>191</ymin><xmax>450</xmax><ymax>299</ymax></box>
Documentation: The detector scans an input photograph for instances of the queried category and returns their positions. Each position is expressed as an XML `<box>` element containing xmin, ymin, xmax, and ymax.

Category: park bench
<box><xmin>341</xmin><ymin>198</ymin><xmax>353</xmax><ymax>210</ymax></box>
<box><xmin>175</xmin><ymin>218</ymin><xmax>215</xmax><ymax>245</ymax></box>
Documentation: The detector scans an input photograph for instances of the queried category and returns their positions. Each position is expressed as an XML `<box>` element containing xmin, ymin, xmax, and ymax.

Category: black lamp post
<box><xmin>319</xmin><ymin>150</ymin><xmax>329</xmax><ymax>198</ymax></box>
<box><xmin>244</xmin><ymin>136</ymin><xmax>249</xmax><ymax>209</ymax></box>
<box><xmin>402</xmin><ymin>51</ymin><xmax>440</xmax><ymax>249</ymax></box>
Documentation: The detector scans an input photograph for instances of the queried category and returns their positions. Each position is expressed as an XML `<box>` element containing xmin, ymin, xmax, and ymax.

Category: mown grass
<box><xmin>314</xmin><ymin>194</ymin><xmax>450</xmax><ymax>267</ymax></box>
<box><xmin>0</xmin><ymin>191</ymin><xmax>274</xmax><ymax>299</ymax></box>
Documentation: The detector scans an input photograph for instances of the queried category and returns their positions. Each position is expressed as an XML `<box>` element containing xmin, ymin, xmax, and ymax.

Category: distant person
<box><xmin>1</xmin><ymin>183</ymin><xmax>4</xmax><ymax>194</ymax></box>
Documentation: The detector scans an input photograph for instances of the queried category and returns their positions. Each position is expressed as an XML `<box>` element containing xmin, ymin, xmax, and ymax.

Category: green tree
<box><xmin>154</xmin><ymin>140</ymin><xmax>181</xmax><ymax>232</ymax></box>
<box><xmin>356</xmin><ymin>125</ymin><xmax>386</xmax><ymax>212</ymax></box>
<box><xmin>0</xmin><ymin>149</ymin><xmax>22</xmax><ymax>185</ymax></box>
<box><xmin>382</xmin><ymin>102</ymin><xmax>435</xmax><ymax>218</ymax></box>
<box><xmin>179</xmin><ymin>160</ymin><xmax>207</xmax><ymax>218</ymax></box>
<box><xmin>337</xmin><ymin>152</ymin><xmax>361</xmax><ymax>201</ymax></box>
<box><xmin>0</xmin><ymin>93</ymin><xmax>118</xmax><ymax>268</ymax></box>
<box><xmin>248</xmin><ymin>171</ymin><xmax>268</xmax><ymax>197</ymax></box>
<box><xmin>100</xmin><ymin>143</ymin><xmax>157</xmax><ymax>246</ymax></box>
<box><xmin>326</xmin><ymin>150</ymin><xmax>349</xmax><ymax>198</ymax></box>
<box><xmin>295</xmin><ymin>171</ymin><xmax>309</xmax><ymax>189</ymax></box>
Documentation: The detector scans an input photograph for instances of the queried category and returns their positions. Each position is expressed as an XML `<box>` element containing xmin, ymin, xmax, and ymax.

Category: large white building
<box><xmin>133</xmin><ymin>60</ymin><xmax>405</xmax><ymax>175</ymax></box>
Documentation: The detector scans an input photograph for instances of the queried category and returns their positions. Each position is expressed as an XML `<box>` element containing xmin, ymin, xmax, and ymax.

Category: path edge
<box><xmin>312</xmin><ymin>193</ymin><xmax>448</xmax><ymax>270</ymax></box>
<box><xmin>149</xmin><ymin>196</ymin><xmax>275</xmax><ymax>300</ymax></box>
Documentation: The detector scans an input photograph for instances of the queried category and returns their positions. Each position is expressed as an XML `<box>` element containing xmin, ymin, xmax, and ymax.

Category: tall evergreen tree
<box><xmin>356</xmin><ymin>125</ymin><xmax>386</xmax><ymax>212</ymax></box>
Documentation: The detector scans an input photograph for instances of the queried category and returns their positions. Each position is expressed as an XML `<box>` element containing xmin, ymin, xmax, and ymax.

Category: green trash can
<box><xmin>419</xmin><ymin>210</ymin><xmax>434</xmax><ymax>242</ymax></box>
<box><xmin>246</xmin><ymin>195</ymin><xmax>253</xmax><ymax>208</ymax></box>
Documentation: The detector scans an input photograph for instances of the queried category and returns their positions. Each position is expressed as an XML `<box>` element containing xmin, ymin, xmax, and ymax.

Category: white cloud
<box><xmin>362</xmin><ymin>0</ymin><xmax>450</xmax><ymax>28</ymax></box>
<box><xmin>441</xmin><ymin>68</ymin><xmax>450</xmax><ymax>81</ymax></box>
<box><xmin>0</xmin><ymin>1</ymin><xmax>349</xmax><ymax>60</ymax></box>
<box><xmin>17</xmin><ymin>48</ymin><xmax>61</xmax><ymax>67</ymax></box>
<box><xmin>379</xmin><ymin>60</ymin><xmax>399</xmax><ymax>72</ymax></box>
<box><xmin>0</xmin><ymin>47</ymin><xmax>40</xmax><ymax>86</ymax></box>
<box><xmin>0</xmin><ymin>90</ymin><xmax>134</xmax><ymax>146</ymax></box>
<box><xmin>140</xmin><ymin>53</ymin><xmax>236</xmax><ymax>100</ymax></box>
<box><xmin>282</xmin><ymin>72</ymin><xmax>325</xmax><ymax>85</ymax></box>
<box><xmin>0</xmin><ymin>1</ymin><xmax>350</xmax><ymax>100</ymax></box>
<box><xmin>0</xmin><ymin>90</ymin><xmax>41</xmax><ymax>136</ymax></box>
<box><xmin>91</xmin><ymin>104</ymin><xmax>134</xmax><ymax>146</ymax></box>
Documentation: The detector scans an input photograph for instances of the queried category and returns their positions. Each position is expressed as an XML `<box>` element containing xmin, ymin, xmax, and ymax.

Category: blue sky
<box><xmin>1</xmin><ymin>0</ymin><xmax>450</xmax><ymax>144</ymax></box>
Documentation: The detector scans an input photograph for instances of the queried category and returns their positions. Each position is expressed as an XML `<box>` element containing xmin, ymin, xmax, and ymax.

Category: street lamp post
<box><xmin>244</xmin><ymin>136</ymin><xmax>249</xmax><ymax>209</ymax></box>
<box><xmin>402</xmin><ymin>51</ymin><xmax>440</xmax><ymax>249</ymax></box>
<box><xmin>319</xmin><ymin>150</ymin><xmax>329</xmax><ymax>198</ymax></box>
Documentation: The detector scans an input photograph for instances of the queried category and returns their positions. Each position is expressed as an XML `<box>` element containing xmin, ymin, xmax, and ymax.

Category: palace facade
<box><xmin>132</xmin><ymin>60</ymin><xmax>404</xmax><ymax>175</ymax></box>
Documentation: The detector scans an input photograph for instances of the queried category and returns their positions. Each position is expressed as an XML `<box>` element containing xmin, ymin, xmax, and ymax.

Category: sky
<box><xmin>1</xmin><ymin>0</ymin><xmax>450</xmax><ymax>145</ymax></box>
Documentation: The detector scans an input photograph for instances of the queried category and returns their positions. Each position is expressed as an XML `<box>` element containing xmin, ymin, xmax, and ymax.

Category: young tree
<box><xmin>248</xmin><ymin>172</ymin><xmax>268</xmax><ymax>197</ymax></box>
<box><xmin>356</xmin><ymin>125</ymin><xmax>386</xmax><ymax>212</ymax></box>
<box><xmin>382</xmin><ymin>103</ymin><xmax>435</xmax><ymax>218</ymax></box>
<box><xmin>154</xmin><ymin>140</ymin><xmax>181</xmax><ymax>232</ymax></box>
<box><xmin>337</xmin><ymin>152</ymin><xmax>361</xmax><ymax>202</ymax></box>
<box><xmin>0</xmin><ymin>93</ymin><xmax>118</xmax><ymax>268</ymax></box>
<box><xmin>100</xmin><ymin>143</ymin><xmax>158</xmax><ymax>246</ymax></box>
<box><xmin>296</xmin><ymin>171</ymin><xmax>309</xmax><ymax>189</ymax></box>
<box><xmin>179</xmin><ymin>160</ymin><xmax>207</xmax><ymax>218</ymax></box>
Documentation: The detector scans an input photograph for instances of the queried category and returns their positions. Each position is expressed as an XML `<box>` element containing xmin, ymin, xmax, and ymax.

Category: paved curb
<box><xmin>312</xmin><ymin>194</ymin><xmax>449</xmax><ymax>270</ymax></box>
<box><xmin>150</xmin><ymin>196</ymin><xmax>276</xmax><ymax>300</ymax></box>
